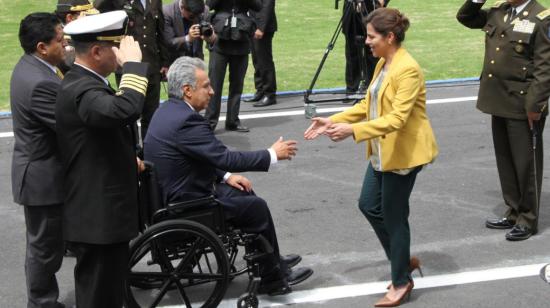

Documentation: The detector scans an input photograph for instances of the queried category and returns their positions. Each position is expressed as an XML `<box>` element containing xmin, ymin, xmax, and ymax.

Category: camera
<box><xmin>199</xmin><ymin>21</ymin><xmax>213</xmax><ymax>37</ymax></box>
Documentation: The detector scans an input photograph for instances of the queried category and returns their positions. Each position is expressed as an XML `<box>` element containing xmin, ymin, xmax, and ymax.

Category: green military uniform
<box><xmin>55</xmin><ymin>0</ymin><xmax>98</xmax><ymax>73</ymax></box>
<box><xmin>457</xmin><ymin>0</ymin><xmax>550</xmax><ymax>236</ymax></box>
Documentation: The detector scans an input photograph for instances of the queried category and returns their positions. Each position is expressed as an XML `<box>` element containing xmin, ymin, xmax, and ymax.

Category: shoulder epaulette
<box><xmin>536</xmin><ymin>9</ymin><xmax>550</xmax><ymax>20</ymax></box>
<box><xmin>492</xmin><ymin>1</ymin><xmax>506</xmax><ymax>8</ymax></box>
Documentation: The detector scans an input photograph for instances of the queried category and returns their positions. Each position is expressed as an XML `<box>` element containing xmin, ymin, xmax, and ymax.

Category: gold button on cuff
<box><xmin>488</xmin><ymin>74</ymin><xmax>493</xmax><ymax>78</ymax></box>
<box><xmin>519</xmin><ymin>40</ymin><xmax>523</xmax><ymax>43</ymax></box>
<box><xmin>143</xmin><ymin>26</ymin><xmax>147</xmax><ymax>29</ymax></box>
<box><xmin>143</xmin><ymin>44</ymin><xmax>147</xmax><ymax>47</ymax></box>
<box><xmin>496</xmin><ymin>47</ymin><xmax>500</xmax><ymax>51</ymax></box>
<box><xmin>143</xmin><ymin>35</ymin><xmax>147</xmax><ymax>38</ymax></box>
<box><xmin>523</xmin><ymin>67</ymin><xmax>527</xmax><ymax>70</ymax></box>
<box><xmin>491</xmin><ymin>60</ymin><xmax>495</xmax><ymax>64</ymax></box>
<box><xmin>520</xmin><ymin>91</ymin><xmax>524</xmax><ymax>94</ymax></box>
<box><xmin>501</xmin><ymin>34</ymin><xmax>505</xmax><ymax>38</ymax></box>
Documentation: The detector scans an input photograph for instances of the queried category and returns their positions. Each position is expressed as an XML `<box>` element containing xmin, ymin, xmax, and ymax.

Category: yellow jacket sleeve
<box><xmin>351</xmin><ymin>65</ymin><xmax>421</xmax><ymax>143</ymax></box>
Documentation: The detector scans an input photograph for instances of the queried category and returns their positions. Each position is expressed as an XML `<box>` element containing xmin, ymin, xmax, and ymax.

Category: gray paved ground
<box><xmin>1</xmin><ymin>82</ymin><xmax>550</xmax><ymax>307</ymax></box>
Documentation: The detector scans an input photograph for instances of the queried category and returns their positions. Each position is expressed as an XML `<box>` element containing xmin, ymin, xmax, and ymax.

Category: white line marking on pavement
<box><xmin>0</xmin><ymin>96</ymin><xmax>477</xmax><ymax>139</ymax></box>
<box><xmin>161</xmin><ymin>262</ymin><xmax>544</xmax><ymax>308</ymax></box>
<box><xmin>218</xmin><ymin>96</ymin><xmax>478</xmax><ymax>122</ymax></box>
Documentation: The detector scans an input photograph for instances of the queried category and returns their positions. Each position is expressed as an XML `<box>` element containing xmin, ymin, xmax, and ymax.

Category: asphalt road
<box><xmin>1</xmin><ymin>81</ymin><xmax>549</xmax><ymax>308</ymax></box>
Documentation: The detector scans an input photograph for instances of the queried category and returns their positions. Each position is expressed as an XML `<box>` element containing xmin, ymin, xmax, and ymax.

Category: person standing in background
<box><xmin>244</xmin><ymin>0</ymin><xmax>278</xmax><ymax>107</ymax></box>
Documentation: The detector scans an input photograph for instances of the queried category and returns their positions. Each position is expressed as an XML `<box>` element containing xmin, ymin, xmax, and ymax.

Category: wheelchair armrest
<box><xmin>152</xmin><ymin>195</ymin><xmax>226</xmax><ymax>233</ymax></box>
<box><xmin>166</xmin><ymin>195</ymin><xmax>219</xmax><ymax>211</ymax></box>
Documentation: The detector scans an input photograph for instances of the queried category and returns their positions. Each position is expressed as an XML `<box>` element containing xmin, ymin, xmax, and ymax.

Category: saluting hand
<box><xmin>270</xmin><ymin>137</ymin><xmax>298</xmax><ymax>160</ymax></box>
<box><xmin>112</xmin><ymin>36</ymin><xmax>142</xmax><ymax>66</ymax></box>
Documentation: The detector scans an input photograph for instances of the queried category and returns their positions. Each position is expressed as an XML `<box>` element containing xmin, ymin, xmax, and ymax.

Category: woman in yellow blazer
<box><xmin>305</xmin><ymin>8</ymin><xmax>438</xmax><ymax>307</ymax></box>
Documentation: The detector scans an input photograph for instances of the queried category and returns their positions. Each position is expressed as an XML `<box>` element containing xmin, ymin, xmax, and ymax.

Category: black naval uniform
<box><xmin>95</xmin><ymin>0</ymin><xmax>169</xmax><ymax>141</ymax></box>
<box><xmin>343</xmin><ymin>0</ymin><xmax>388</xmax><ymax>92</ymax></box>
<box><xmin>249</xmin><ymin>0</ymin><xmax>277</xmax><ymax>103</ymax></box>
<box><xmin>457</xmin><ymin>0</ymin><xmax>550</xmax><ymax>235</ymax></box>
<box><xmin>205</xmin><ymin>0</ymin><xmax>262</xmax><ymax>131</ymax></box>
<box><xmin>56</xmin><ymin>62</ymin><xmax>148</xmax><ymax>308</ymax></box>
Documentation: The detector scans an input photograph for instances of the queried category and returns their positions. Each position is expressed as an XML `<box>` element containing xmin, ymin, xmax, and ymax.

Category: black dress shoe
<box><xmin>281</xmin><ymin>254</ymin><xmax>302</xmax><ymax>269</ymax></box>
<box><xmin>253</xmin><ymin>96</ymin><xmax>277</xmax><ymax>107</ymax></box>
<box><xmin>287</xmin><ymin>267</ymin><xmax>313</xmax><ymax>286</ymax></box>
<box><xmin>257</xmin><ymin>279</ymin><xmax>292</xmax><ymax>296</ymax></box>
<box><xmin>225</xmin><ymin>125</ymin><xmax>249</xmax><ymax>132</ymax></box>
<box><xmin>244</xmin><ymin>92</ymin><xmax>264</xmax><ymax>102</ymax></box>
<box><xmin>505</xmin><ymin>225</ymin><xmax>534</xmax><ymax>241</ymax></box>
<box><xmin>485</xmin><ymin>217</ymin><xmax>515</xmax><ymax>229</ymax></box>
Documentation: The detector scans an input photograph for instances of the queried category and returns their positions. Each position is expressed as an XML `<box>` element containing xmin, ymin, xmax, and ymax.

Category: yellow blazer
<box><xmin>330</xmin><ymin>48</ymin><xmax>438</xmax><ymax>171</ymax></box>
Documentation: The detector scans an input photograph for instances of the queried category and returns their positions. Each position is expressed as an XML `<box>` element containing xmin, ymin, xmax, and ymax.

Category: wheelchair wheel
<box><xmin>237</xmin><ymin>293</ymin><xmax>258</xmax><ymax>308</ymax></box>
<box><xmin>125</xmin><ymin>219</ymin><xmax>230</xmax><ymax>308</ymax></box>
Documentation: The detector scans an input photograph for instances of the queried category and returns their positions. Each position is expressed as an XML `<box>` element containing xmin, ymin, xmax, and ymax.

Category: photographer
<box><xmin>343</xmin><ymin>0</ymin><xmax>389</xmax><ymax>94</ymax></box>
<box><xmin>204</xmin><ymin>0</ymin><xmax>262</xmax><ymax>132</ymax></box>
<box><xmin>163</xmin><ymin>0</ymin><xmax>216</xmax><ymax>62</ymax></box>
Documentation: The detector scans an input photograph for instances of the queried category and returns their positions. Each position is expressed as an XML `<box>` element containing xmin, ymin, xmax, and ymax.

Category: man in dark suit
<box><xmin>56</xmin><ymin>11</ymin><xmax>148</xmax><ymax>307</ymax></box>
<box><xmin>245</xmin><ymin>0</ymin><xmax>278</xmax><ymax>107</ymax></box>
<box><xmin>204</xmin><ymin>0</ymin><xmax>262</xmax><ymax>132</ymax></box>
<box><xmin>144</xmin><ymin>56</ymin><xmax>313</xmax><ymax>295</ymax></box>
<box><xmin>163</xmin><ymin>0</ymin><xmax>215</xmax><ymax>62</ymax></box>
<box><xmin>343</xmin><ymin>0</ymin><xmax>388</xmax><ymax>94</ymax></box>
<box><xmin>94</xmin><ymin>0</ymin><xmax>169</xmax><ymax>141</ymax></box>
<box><xmin>457</xmin><ymin>0</ymin><xmax>550</xmax><ymax>241</ymax></box>
<box><xmin>11</xmin><ymin>12</ymin><xmax>67</xmax><ymax>308</ymax></box>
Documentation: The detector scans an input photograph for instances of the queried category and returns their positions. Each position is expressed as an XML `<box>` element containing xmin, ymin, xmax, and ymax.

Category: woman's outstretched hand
<box><xmin>304</xmin><ymin>117</ymin><xmax>332</xmax><ymax>140</ymax></box>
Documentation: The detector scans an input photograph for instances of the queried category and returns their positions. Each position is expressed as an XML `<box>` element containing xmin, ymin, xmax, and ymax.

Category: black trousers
<box><xmin>205</xmin><ymin>51</ymin><xmax>248</xmax><ymax>130</ymax></box>
<box><xmin>492</xmin><ymin>115</ymin><xmax>545</xmax><ymax>231</ymax></box>
<box><xmin>344</xmin><ymin>32</ymin><xmax>378</xmax><ymax>92</ymax></box>
<box><xmin>250</xmin><ymin>32</ymin><xmax>277</xmax><ymax>99</ymax></box>
<box><xmin>116</xmin><ymin>70</ymin><xmax>161</xmax><ymax>141</ymax></box>
<box><xmin>67</xmin><ymin>241</ymin><xmax>129</xmax><ymax>308</ymax></box>
<box><xmin>24</xmin><ymin>205</ymin><xmax>64</xmax><ymax>308</ymax></box>
<box><xmin>215</xmin><ymin>183</ymin><xmax>286</xmax><ymax>281</ymax></box>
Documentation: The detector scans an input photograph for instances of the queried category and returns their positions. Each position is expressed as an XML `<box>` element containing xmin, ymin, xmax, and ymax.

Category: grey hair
<box><xmin>167</xmin><ymin>56</ymin><xmax>207</xmax><ymax>99</ymax></box>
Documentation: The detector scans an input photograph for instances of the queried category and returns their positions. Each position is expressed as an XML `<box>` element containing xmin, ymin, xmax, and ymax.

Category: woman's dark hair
<box><xmin>19</xmin><ymin>13</ymin><xmax>61</xmax><ymax>54</ymax></box>
<box><xmin>365</xmin><ymin>8</ymin><xmax>410</xmax><ymax>44</ymax></box>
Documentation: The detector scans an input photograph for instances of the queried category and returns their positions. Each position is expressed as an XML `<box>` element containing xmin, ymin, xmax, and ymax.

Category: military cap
<box><xmin>56</xmin><ymin>0</ymin><xmax>98</xmax><ymax>14</ymax></box>
<box><xmin>64</xmin><ymin>10</ymin><xmax>128</xmax><ymax>42</ymax></box>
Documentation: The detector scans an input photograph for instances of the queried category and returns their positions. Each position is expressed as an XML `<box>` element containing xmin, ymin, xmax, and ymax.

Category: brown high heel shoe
<box><xmin>375</xmin><ymin>281</ymin><xmax>414</xmax><ymax>307</ymax></box>
<box><xmin>387</xmin><ymin>257</ymin><xmax>424</xmax><ymax>289</ymax></box>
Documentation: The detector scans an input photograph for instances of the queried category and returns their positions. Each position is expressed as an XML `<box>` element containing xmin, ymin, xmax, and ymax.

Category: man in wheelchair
<box><xmin>143</xmin><ymin>56</ymin><xmax>313</xmax><ymax>295</ymax></box>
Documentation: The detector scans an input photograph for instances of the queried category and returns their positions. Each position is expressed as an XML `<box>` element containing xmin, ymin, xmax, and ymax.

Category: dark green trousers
<box><xmin>492</xmin><ymin>116</ymin><xmax>545</xmax><ymax>231</ymax></box>
<box><xmin>358</xmin><ymin>163</ymin><xmax>421</xmax><ymax>286</ymax></box>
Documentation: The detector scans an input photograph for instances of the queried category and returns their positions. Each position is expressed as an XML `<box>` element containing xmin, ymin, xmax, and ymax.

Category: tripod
<box><xmin>304</xmin><ymin>0</ymin><xmax>375</xmax><ymax>110</ymax></box>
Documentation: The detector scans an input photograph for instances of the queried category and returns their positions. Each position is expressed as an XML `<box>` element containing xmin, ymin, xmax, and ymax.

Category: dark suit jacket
<box><xmin>56</xmin><ymin>62</ymin><xmax>148</xmax><ymax>244</ymax></box>
<box><xmin>95</xmin><ymin>0</ymin><xmax>170</xmax><ymax>70</ymax></box>
<box><xmin>10</xmin><ymin>54</ymin><xmax>64</xmax><ymax>206</ymax></box>
<box><xmin>250</xmin><ymin>0</ymin><xmax>277</xmax><ymax>33</ymax></box>
<box><xmin>163</xmin><ymin>0</ymin><xmax>208</xmax><ymax>62</ymax></box>
<box><xmin>457</xmin><ymin>0</ymin><xmax>550</xmax><ymax>118</ymax></box>
<box><xmin>343</xmin><ymin>0</ymin><xmax>389</xmax><ymax>34</ymax></box>
<box><xmin>143</xmin><ymin>98</ymin><xmax>270</xmax><ymax>204</ymax></box>
<box><xmin>207</xmin><ymin>0</ymin><xmax>262</xmax><ymax>55</ymax></box>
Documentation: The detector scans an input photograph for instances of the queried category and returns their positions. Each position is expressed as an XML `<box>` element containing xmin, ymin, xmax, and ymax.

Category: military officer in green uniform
<box><xmin>457</xmin><ymin>0</ymin><xmax>550</xmax><ymax>241</ymax></box>
<box><xmin>55</xmin><ymin>0</ymin><xmax>99</xmax><ymax>73</ymax></box>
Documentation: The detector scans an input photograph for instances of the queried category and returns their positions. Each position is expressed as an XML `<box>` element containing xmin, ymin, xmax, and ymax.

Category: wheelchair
<box><xmin>124</xmin><ymin>162</ymin><xmax>274</xmax><ymax>308</ymax></box>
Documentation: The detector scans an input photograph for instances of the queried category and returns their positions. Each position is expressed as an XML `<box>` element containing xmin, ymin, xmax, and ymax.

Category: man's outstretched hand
<box><xmin>271</xmin><ymin>137</ymin><xmax>298</xmax><ymax>160</ymax></box>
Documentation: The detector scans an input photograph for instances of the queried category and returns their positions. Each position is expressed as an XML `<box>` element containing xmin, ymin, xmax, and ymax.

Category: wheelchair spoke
<box><xmin>177</xmin><ymin>272</ymin><xmax>225</xmax><ymax>280</ymax></box>
<box><xmin>148</xmin><ymin>279</ymin><xmax>174</xmax><ymax>308</ymax></box>
<box><xmin>174</xmin><ymin>238</ymin><xmax>205</xmax><ymax>273</ymax></box>
<box><xmin>174</xmin><ymin>278</ymin><xmax>193</xmax><ymax>307</ymax></box>
<box><xmin>129</xmin><ymin>271</ymin><xmax>171</xmax><ymax>279</ymax></box>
